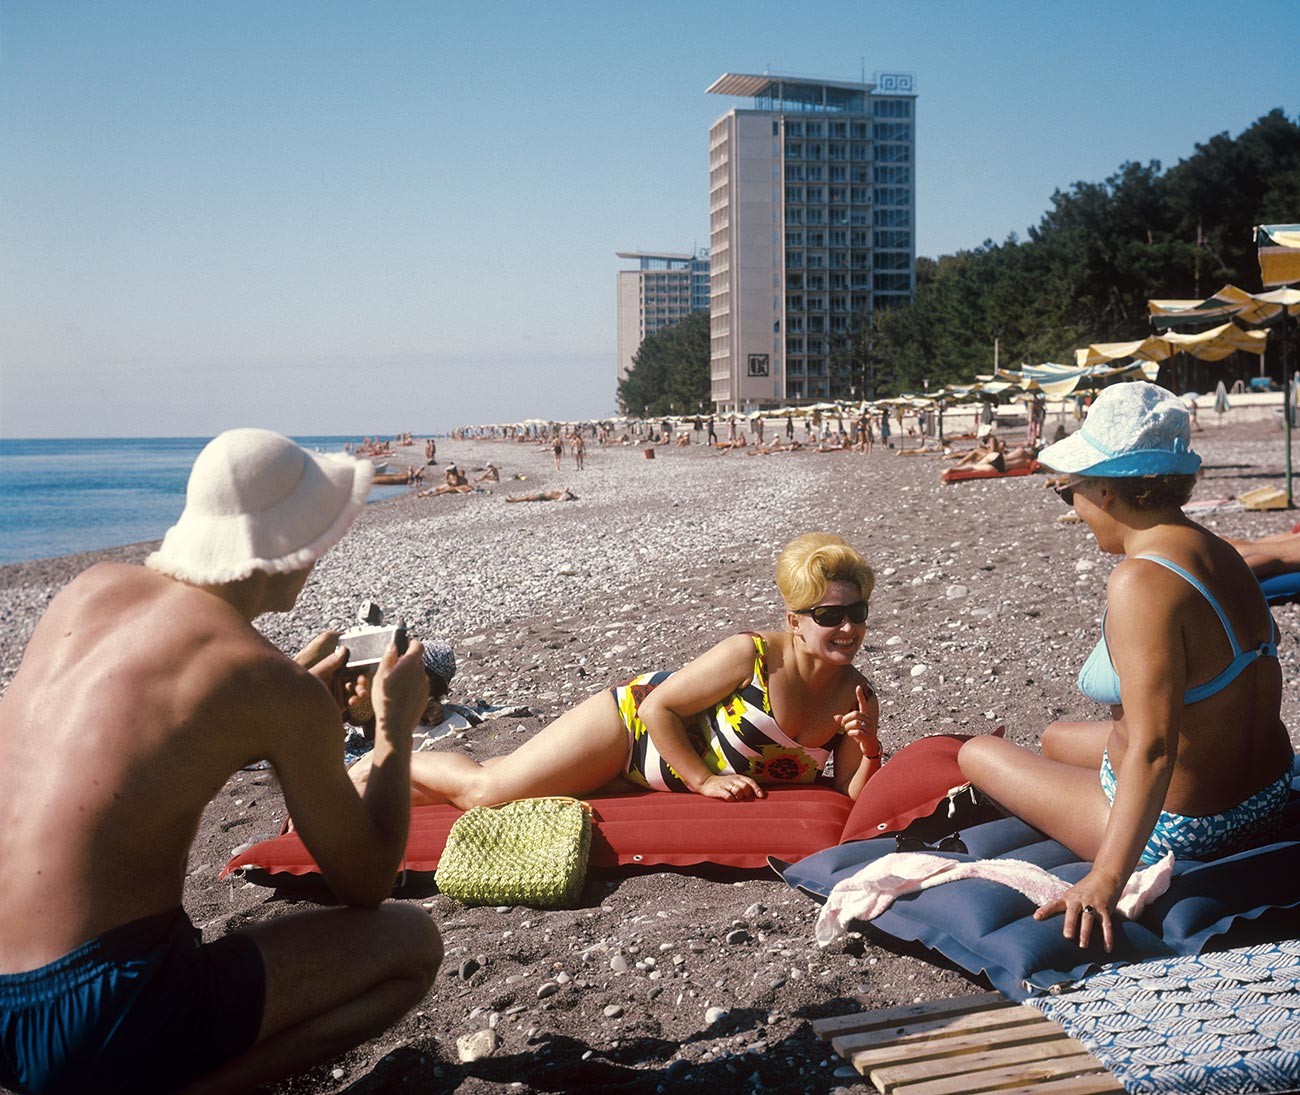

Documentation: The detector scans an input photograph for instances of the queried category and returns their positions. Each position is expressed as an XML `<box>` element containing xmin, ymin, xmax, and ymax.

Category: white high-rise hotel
<box><xmin>706</xmin><ymin>72</ymin><xmax>917</xmax><ymax>410</ymax></box>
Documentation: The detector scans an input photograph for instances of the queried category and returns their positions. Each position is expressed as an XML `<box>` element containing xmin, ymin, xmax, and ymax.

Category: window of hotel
<box><xmin>876</xmin><ymin>143</ymin><xmax>911</xmax><ymax>164</ymax></box>
<box><xmin>806</xmin><ymin>186</ymin><xmax>824</xmax><ymax>203</ymax></box>
<box><xmin>785</xmin><ymin>230</ymin><xmax>804</xmax><ymax>247</ymax></box>
<box><xmin>787</xmin><ymin>337</ymin><xmax>804</xmax><ymax>353</ymax></box>
<box><xmin>829</xmin><ymin>121</ymin><xmax>847</xmax><ymax>138</ymax></box>
<box><xmin>807</xmin><ymin>231</ymin><xmax>825</xmax><ymax>247</ymax></box>
<box><xmin>786</xmin><ymin>120</ymin><xmax>803</xmax><ymax>137</ymax></box>
<box><xmin>787</xmin><ymin>294</ymin><xmax>804</xmax><ymax>311</ymax></box>
<box><xmin>850</xmin><ymin>121</ymin><xmax>869</xmax><ymax>138</ymax></box>
<box><xmin>785</xmin><ymin>208</ymin><xmax>803</xmax><ymax>225</ymax></box>
<box><xmin>806</xmin><ymin>274</ymin><xmax>826</xmax><ymax>290</ymax></box>
<box><xmin>806</xmin><ymin>296</ymin><xmax>825</xmax><ymax>311</ymax></box>
<box><xmin>874</xmin><ymin>272</ymin><xmax>912</xmax><ymax>291</ymax></box>
<box><xmin>785</xmin><ymin>142</ymin><xmax>802</xmax><ymax>159</ymax></box>
<box><xmin>785</xmin><ymin>164</ymin><xmax>804</xmax><ymax>181</ymax></box>
<box><xmin>788</xmin><ymin>316</ymin><xmax>804</xmax><ymax>332</ymax></box>
<box><xmin>874</xmin><ymin>164</ymin><xmax>912</xmax><ymax>185</ymax></box>
<box><xmin>786</xmin><ymin>251</ymin><xmax>803</xmax><ymax>268</ymax></box>
<box><xmin>787</xmin><ymin>273</ymin><xmax>804</xmax><ymax>289</ymax></box>
<box><xmin>850</xmin><ymin>230</ymin><xmax>870</xmax><ymax>247</ymax></box>
<box><xmin>873</xmin><ymin>207</ymin><xmax>912</xmax><ymax>228</ymax></box>
<box><xmin>871</xmin><ymin>99</ymin><xmax>912</xmax><ymax>118</ymax></box>
<box><xmin>808</xmin><ymin>316</ymin><xmax>825</xmax><ymax>332</ymax></box>
<box><xmin>831</xmin><ymin>316</ymin><xmax>847</xmax><ymax>332</ymax></box>
<box><xmin>805</xmin><ymin>121</ymin><xmax>824</xmax><ymax>137</ymax></box>
<box><xmin>875</xmin><ymin>228</ymin><xmax>910</xmax><ymax>248</ymax></box>
<box><xmin>807</xmin><ymin>252</ymin><xmax>825</xmax><ymax>267</ymax></box>
<box><xmin>829</xmin><ymin>164</ymin><xmax>848</xmax><ymax>182</ymax></box>
<box><xmin>850</xmin><ymin>142</ymin><xmax>869</xmax><ymax>161</ymax></box>
<box><xmin>875</xmin><ymin>187</ymin><xmax>911</xmax><ymax>206</ymax></box>
<box><xmin>830</xmin><ymin>273</ymin><xmax>847</xmax><ymax>290</ymax></box>
<box><xmin>829</xmin><ymin>230</ymin><xmax>848</xmax><ymax>247</ymax></box>
<box><xmin>806</xmin><ymin>143</ymin><xmax>823</xmax><ymax>160</ymax></box>
<box><xmin>806</xmin><ymin>208</ymin><xmax>825</xmax><ymax>225</ymax></box>
<box><xmin>786</xmin><ymin>186</ymin><xmax>803</xmax><ymax>203</ymax></box>
<box><xmin>788</xmin><ymin>381</ymin><xmax>804</xmax><ymax>398</ymax></box>
<box><xmin>873</xmin><ymin>121</ymin><xmax>913</xmax><ymax>142</ymax></box>
<box><xmin>877</xmin><ymin>251</ymin><xmax>912</xmax><ymax>271</ymax></box>
<box><xmin>851</xmin><ymin>167</ymin><xmax>870</xmax><ymax>184</ymax></box>
<box><xmin>830</xmin><ymin>187</ymin><xmax>847</xmax><ymax>204</ymax></box>
<box><xmin>828</xmin><ymin>142</ymin><xmax>847</xmax><ymax>160</ymax></box>
<box><xmin>805</xmin><ymin>165</ymin><xmax>824</xmax><ymax>181</ymax></box>
<box><xmin>831</xmin><ymin>294</ymin><xmax>848</xmax><ymax>311</ymax></box>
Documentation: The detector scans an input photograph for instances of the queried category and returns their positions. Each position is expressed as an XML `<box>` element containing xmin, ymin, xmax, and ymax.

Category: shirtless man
<box><xmin>0</xmin><ymin>429</ymin><xmax>440</xmax><ymax>1095</ymax></box>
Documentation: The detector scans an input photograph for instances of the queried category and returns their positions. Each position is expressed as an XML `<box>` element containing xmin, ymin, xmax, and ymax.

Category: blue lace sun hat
<box><xmin>1038</xmin><ymin>382</ymin><xmax>1201</xmax><ymax>477</ymax></box>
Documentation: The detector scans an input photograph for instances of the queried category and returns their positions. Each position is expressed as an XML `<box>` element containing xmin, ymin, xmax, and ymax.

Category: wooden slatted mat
<box><xmin>812</xmin><ymin>991</ymin><xmax>1125</xmax><ymax>1094</ymax></box>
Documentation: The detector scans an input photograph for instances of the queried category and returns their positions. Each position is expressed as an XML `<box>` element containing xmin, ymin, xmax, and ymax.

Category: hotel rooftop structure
<box><xmin>615</xmin><ymin>249</ymin><xmax>710</xmax><ymax>394</ymax></box>
<box><xmin>706</xmin><ymin>71</ymin><xmax>917</xmax><ymax>411</ymax></box>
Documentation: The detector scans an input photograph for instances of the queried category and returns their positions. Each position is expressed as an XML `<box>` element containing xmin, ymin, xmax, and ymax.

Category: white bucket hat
<box><xmin>146</xmin><ymin>428</ymin><xmax>373</xmax><ymax>584</ymax></box>
<box><xmin>1038</xmin><ymin>382</ymin><xmax>1201</xmax><ymax>477</ymax></box>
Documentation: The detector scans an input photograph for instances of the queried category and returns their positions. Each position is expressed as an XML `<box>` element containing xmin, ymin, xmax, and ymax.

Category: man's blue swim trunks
<box><xmin>0</xmin><ymin>906</ymin><xmax>265</xmax><ymax>1095</ymax></box>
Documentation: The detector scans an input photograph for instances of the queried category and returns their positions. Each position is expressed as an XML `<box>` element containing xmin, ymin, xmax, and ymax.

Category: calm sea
<box><xmin>0</xmin><ymin>437</ymin><xmax>417</xmax><ymax>566</ymax></box>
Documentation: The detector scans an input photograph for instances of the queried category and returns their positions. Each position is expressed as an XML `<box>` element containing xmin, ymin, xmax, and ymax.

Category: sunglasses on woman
<box><xmin>1053</xmin><ymin>481</ymin><xmax>1083</xmax><ymax>506</ymax></box>
<box><xmin>797</xmin><ymin>601</ymin><xmax>869</xmax><ymax>627</ymax></box>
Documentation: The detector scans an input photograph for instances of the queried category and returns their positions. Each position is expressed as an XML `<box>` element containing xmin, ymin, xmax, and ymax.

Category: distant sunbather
<box><xmin>505</xmin><ymin>487</ymin><xmax>577</xmax><ymax>502</ymax></box>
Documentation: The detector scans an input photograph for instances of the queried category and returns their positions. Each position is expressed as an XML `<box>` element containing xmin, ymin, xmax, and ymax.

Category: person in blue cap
<box><xmin>958</xmin><ymin>382</ymin><xmax>1293</xmax><ymax>953</ymax></box>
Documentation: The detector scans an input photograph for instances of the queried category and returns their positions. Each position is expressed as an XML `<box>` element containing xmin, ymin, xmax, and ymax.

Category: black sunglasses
<box><xmin>895</xmin><ymin>832</ymin><xmax>968</xmax><ymax>854</ymax></box>
<box><xmin>797</xmin><ymin>601</ymin><xmax>869</xmax><ymax>628</ymax></box>
<box><xmin>1053</xmin><ymin>482</ymin><xmax>1079</xmax><ymax>506</ymax></box>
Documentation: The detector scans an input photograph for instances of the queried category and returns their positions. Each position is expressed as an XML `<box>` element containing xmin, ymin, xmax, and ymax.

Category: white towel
<box><xmin>816</xmin><ymin>851</ymin><xmax>1175</xmax><ymax>946</ymax></box>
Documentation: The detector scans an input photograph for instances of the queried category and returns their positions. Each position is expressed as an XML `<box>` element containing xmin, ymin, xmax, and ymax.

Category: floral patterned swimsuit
<box><xmin>613</xmin><ymin>633</ymin><xmax>840</xmax><ymax>792</ymax></box>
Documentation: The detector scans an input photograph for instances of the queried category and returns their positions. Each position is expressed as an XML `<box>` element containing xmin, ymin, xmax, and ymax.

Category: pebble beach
<box><xmin>3</xmin><ymin>422</ymin><xmax>1299</xmax><ymax>1094</ymax></box>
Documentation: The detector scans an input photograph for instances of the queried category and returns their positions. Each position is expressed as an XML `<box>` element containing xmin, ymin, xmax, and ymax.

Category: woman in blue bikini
<box><xmin>350</xmin><ymin>533</ymin><xmax>884</xmax><ymax>806</ymax></box>
<box><xmin>959</xmin><ymin>382</ymin><xmax>1293</xmax><ymax>953</ymax></box>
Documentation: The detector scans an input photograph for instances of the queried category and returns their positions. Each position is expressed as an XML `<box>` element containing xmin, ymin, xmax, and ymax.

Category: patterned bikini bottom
<box><xmin>1100</xmin><ymin>750</ymin><xmax>1292</xmax><ymax>866</ymax></box>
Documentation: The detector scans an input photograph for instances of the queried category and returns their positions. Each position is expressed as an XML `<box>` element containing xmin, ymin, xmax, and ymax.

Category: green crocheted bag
<box><xmin>436</xmin><ymin>796</ymin><xmax>593</xmax><ymax>908</ymax></box>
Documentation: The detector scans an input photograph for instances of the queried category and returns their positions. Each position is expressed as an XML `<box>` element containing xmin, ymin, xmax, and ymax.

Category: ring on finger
<box><xmin>1082</xmin><ymin>905</ymin><xmax>1096</xmax><ymax>916</ymax></box>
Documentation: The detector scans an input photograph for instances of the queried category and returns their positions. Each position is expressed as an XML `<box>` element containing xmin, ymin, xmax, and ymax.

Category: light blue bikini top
<box><xmin>1078</xmin><ymin>553</ymin><xmax>1278</xmax><ymax>706</ymax></box>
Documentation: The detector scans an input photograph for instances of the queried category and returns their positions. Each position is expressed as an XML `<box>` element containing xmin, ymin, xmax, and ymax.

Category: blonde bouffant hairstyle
<box><xmin>776</xmin><ymin>533</ymin><xmax>875</xmax><ymax>613</ymax></box>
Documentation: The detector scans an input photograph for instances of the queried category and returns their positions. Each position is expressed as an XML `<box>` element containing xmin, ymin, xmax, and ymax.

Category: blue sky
<box><xmin>2</xmin><ymin>0</ymin><xmax>1297</xmax><ymax>437</ymax></box>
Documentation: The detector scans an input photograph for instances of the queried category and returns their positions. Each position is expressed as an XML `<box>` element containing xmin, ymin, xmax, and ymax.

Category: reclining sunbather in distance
<box><xmin>0</xmin><ymin>430</ymin><xmax>440</xmax><ymax>1095</ymax></box>
<box><xmin>505</xmin><ymin>487</ymin><xmax>577</xmax><ymax>502</ymax></box>
<box><xmin>958</xmin><ymin>384</ymin><xmax>1292</xmax><ymax>954</ymax></box>
<box><xmin>1223</xmin><ymin>526</ymin><xmax>1300</xmax><ymax>578</ymax></box>
<box><xmin>348</xmin><ymin>533</ymin><xmax>886</xmax><ymax>807</ymax></box>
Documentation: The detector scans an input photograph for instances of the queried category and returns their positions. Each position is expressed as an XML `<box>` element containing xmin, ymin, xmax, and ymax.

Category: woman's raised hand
<box><xmin>835</xmin><ymin>685</ymin><xmax>881</xmax><ymax>755</ymax></box>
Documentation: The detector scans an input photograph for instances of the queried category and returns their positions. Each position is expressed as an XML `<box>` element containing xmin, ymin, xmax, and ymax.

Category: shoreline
<box><xmin>3</xmin><ymin>423</ymin><xmax>1299</xmax><ymax>1093</ymax></box>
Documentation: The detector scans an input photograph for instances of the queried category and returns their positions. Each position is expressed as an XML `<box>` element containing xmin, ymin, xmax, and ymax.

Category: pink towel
<box><xmin>816</xmin><ymin>851</ymin><xmax>1174</xmax><ymax>946</ymax></box>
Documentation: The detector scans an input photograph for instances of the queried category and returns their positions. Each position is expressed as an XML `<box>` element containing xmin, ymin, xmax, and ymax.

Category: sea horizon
<box><xmin>0</xmin><ymin>435</ymin><xmax>421</xmax><ymax>566</ymax></box>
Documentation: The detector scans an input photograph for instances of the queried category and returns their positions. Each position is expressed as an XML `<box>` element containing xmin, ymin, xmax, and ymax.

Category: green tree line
<box><xmin>866</xmin><ymin>109</ymin><xmax>1300</xmax><ymax>396</ymax></box>
<box><xmin>617</xmin><ymin>309</ymin><xmax>711</xmax><ymax>417</ymax></box>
